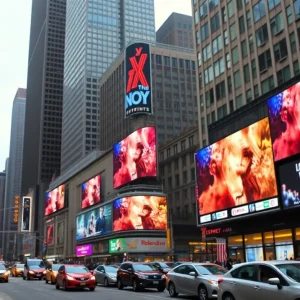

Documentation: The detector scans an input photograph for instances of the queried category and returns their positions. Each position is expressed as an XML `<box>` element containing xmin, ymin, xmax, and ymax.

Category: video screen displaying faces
<box><xmin>195</xmin><ymin>118</ymin><xmax>278</xmax><ymax>224</ymax></box>
<box><xmin>45</xmin><ymin>185</ymin><xmax>65</xmax><ymax>216</ymax></box>
<box><xmin>113</xmin><ymin>126</ymin><xmax>157</xmax><ymax>189</ymax></box>
<box><xmin>81</xmin><ymin>175</ymin><xmax>101</xmax><ymax>209</ymax></box>
<box><xmin>46</xmin><ymin>224</ymin><xmax>54</xmax><ymax>245</ymax></box>
<box><xmin>76</xmin><ymin>204</ymin><xmax>112</xmax><ymax>241</ymax></box>
<box><xmin>267</xmin><ymin>82</ymin><xmax>300</xmax><ymax>162</ymax></box>
<box><xmin>113</xmin><ymin>195</ymin><xmax>167</xmax><ymax>232</ymax></box>
<box><xmin>278</xmin><ymin>157</ymin><xmax>300</xmax><ymax>209</ymax></box>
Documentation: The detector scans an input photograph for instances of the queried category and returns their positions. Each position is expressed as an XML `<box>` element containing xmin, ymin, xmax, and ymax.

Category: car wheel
<box><xmin>198</xmin><ymin>285</ymin><xmax>208</xmax><ymax>300</ymax></box>
<box><xmin>132</xmin><ymin>279</ymin><xmax>139</xmax><ymax>292</ymax></box>
<box><xmin>5</xmin><ymin>280</ymin><xmax>8</xmax><ymax>283</ymax></box>
<box><xmin>23</xmin><ymin>276</ymin><xmax>25</xmax><ymax>280</ymax></box>
<box><xmin>223</xmin><ymin>293</ymin><xmax>235</xmax><ymax>300</ymax></box>
<box><xmin>56</xmin><ymin>283</ymin><xmax>59</xmax><ymax>290</ymax></box>
<box><xmin>51</xmin><ymin>280</ymin><xmax>55</xmax><ymax>285</ymax></box>
<box><xmin>157</xmin><ymin>287</ymin><xmax>165</xmax><ymax>292</ymax></box>
<box><xmin>27</xmin><ymin>275</ymin><xmax>30</xmax><ymax>280</ymax></box>
<box><xmin>117</xmin><ymin>278</ymin><xmax>123</xmax><ymax>290</ymax></box>
<box><xmin>45</xmin><ymin>279</ymin><xmax>48</xmax><ymax>284</ymax></box>
<box><xmin>89</xmin><ymin>287</ymin><xmax>95</xmax><ymax>291</ymax></box>
<box><xmin>168</xmin><ymin>282</ymin><xmax>178</xmax><ymax>297</ymax></box>
<box><xmin>104</xmin><ymin>278</ymin><xmax>109</xmax><ymax>287</ymax></box>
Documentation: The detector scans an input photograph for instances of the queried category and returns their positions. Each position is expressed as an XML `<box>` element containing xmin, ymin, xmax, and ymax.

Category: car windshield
<box><xmin>16</xmin><ymin>264</ymin><xmax>24</xmax><ymax>268</ymax></box>
<box><xmin>28</xmin><ymin>260</ymin><xmax>45</xmax><ymax>268</ymax></box>
<box><xmin>0</xmin><ymin>265</ymin><xmax>5</xmax><ymax>271</ymax></box>
<box><xmin>156</xmin><ymin>262</ymin><xmax>169</xmax><ymax>268</ymax></box>
<box><xmin>30</xmin><ymin>265</ymin><xmax>43</xmax><ymax>270</ymax></box>
<box><xmin>277</xmin><ymin>264</ymin><xmax>300</xmax><ymax>283</ymax></box>
<box><xmin>133</xmin><ymin>264</ymin><xmax>157</xmax><ymax>272</ymax></box>
<box><xmin>195</xmin><ymin>265</ymin><xmax>227</xmax><ymax>275</ymax></box>
<box><xmin>106</xmin><ymin>266</ymin><xmax>118</xmax><ymax>272</ymax></box>
<box><xmin>51</xmin><ymin>265</ymin><xmax>61</xmax><ymax>271</ymax></box>
<box><xmin>66</xmin><ymin>266</ymin><xmax>89</xmax><ymax>273</ymax></box>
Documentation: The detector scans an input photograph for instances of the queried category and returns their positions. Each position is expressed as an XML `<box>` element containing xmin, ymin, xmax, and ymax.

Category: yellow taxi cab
<box><xmin>11</xmin><ymin>263</ymin><xmax>24</xmax><ymax>277</ymax></box>
<box><xmin>0</xmin><ymin>264</ymin><xmax>9</xmax><ymax>282</ymax></box>
<box><xmin>45</xmin><ymin>264</ymin><xmax>62</xmax><ymax>284</ymax></box>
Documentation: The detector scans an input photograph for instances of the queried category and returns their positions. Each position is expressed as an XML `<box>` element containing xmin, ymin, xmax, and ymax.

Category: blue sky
<box><xmin>0</xmin><ymin>0</ymin><xmax>192</xmax><ymax>171</ymax></box>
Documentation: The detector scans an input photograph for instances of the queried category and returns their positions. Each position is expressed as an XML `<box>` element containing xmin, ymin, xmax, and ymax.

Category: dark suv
<box><xmin>117</xmin><ymin>262</ymin><xmax>166</xmax><ymax>292</ymax></box>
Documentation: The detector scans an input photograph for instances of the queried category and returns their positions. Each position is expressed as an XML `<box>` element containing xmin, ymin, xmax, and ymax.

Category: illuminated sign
<box><xmin>13</xmin><ymin>196</ymin><xmax>19</xmax><ymax>223</ymax></box>
<box><xmin>125</xmin><ymin>43</ymin><xmax>152</xmax><ymax>118</ymax></box>
<box><xmin>21</xmin><ymin>197</ymin><xmax>31</xmax><ymax>231</ymax></box>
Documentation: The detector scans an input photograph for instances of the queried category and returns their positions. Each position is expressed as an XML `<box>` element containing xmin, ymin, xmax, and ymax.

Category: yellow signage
<box><xmin>13</xmin><ymin>196</ymin><xmax>19</xmax><ymax>223</ymax></box>
<box><xmin>167</xmin><ymin>229</ymin><xmax>171</xmax><ymax>249</ymax></box>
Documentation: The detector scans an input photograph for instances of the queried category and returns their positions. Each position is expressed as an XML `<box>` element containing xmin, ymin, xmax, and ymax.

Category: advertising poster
<box><xmin>113</xmin><ymin>195</ymin><xmax>167</xmax><ymax>232</ymax></box>
<box><xmin>267</xmin><ymin>81</ymin><xmax>300</xmax><ymax>161</ymax></box>
<box><xmin>76</xmin><ymin>204</ymin><xmax>112</xmax><ymax>241</ymax></box>
<box><xmin>276</xmin><ymin>245</ymin><xmax>294</xmax><ymax>260</ymax></box>
<box><xmin>278</xmin><ymin>157</ymin><xmax>300</xmax><ymax>209</ymax></box>
<box><xmin>113</xmin><ymin>126</ymin><xmax>157</xmax><ymax>188</ymax></box>
<box><xmin>109</xmin><ymin>237</ymin><xmax>168</xmax><ymax>253</ymax></box>
<box><xmin>195</xmin><ymin>117</ymin><xmax>278</xmax><ymax>224</ymax></box>
<box><xmin>57</xmin><ymin>222</ymin><xmax>65</xmax><ymax>244</ymax></box>
<box><xmin>246</xmin><ymin>248</ymin><xmax>263</xmax><ymax>262</ymax></box>
<box><xmin>125</xmin><ymin>42</ymin><xmax>152</xmax><ymax>118</ymax></box>
<box><xmin>46</xmin><ymin>224</ymin><xmax>54</xmax><ymax>245</ymax></box>
<box><xmin>76</xmin><ymin>244</ymin><xmax>92</xmax><ymax>257</ymax></box>
<box><xmin>81</xmin><ymin>174</ymin><xmax>101</xmax><ymax>208</ymax></box>
<box><xmin>45</xmin><ymin>184</ymin><xmax>65</xmax><ymax>216</ymax></box>
<box><xmin>21</xmin><ymin>197</ymin><xmax>31</xmax><ymax>232</ymax></box>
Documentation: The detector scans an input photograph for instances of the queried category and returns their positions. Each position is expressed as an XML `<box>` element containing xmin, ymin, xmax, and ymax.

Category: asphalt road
<box><xmin>0</xmin><ymin>277</ymin><xmax>198</xmax><ymax>300</ymax></box>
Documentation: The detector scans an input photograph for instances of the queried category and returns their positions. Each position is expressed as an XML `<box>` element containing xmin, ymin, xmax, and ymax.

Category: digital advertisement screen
<box><xmin>44</xmin><ymin>184</ymin><xmax>65</xmax><ymax>216</ymax></box>
<box><xmin>57</xmin><ymin>222</ymin><xmax>64</xmax><ymax>244</ymax></box>
<box><xmin>76</xmin><ymin>204</ymin><xmax>112</xmax><ymax>241</ymax></box>
<box><xmin>76</xmin><ymin>244</ymin><xmax>92</xmax><ymax>257</ymax></box>
<box><xmin>195</xmin><ymin>118</ymin><xmax>278</xmax><ymax>225</ymax></box>
<box><xmin>276</xmin><ymin>245</ymin><xmax>294</xmax><ymax>260</ymax></box>
<box><xmin>113</xmin><ymin>195</ymin><xmax>167</xmax><ymax>232</ymax></box>
<box><xmin>278</xmin><ymin>157</ymin><xmax>300</xmax><ymax>209</ymax></box>
<box><xmin>125</xmin><ymin>42</ymin><xmax>152</xmax><ymax>118</ymax></box>
<box><xmin>21</xmin><ymin>197</ymin><xmax>31</xmax><ymax>232</ymax></box>
<box><xmin>113</xmin><ymin>126</ymin><xmax>157</xmax><ymax>189</ymax></box>
<box><xmin>81</xmin><ymin>174</ymin><xmax>101</xmax><ymax>209</ymax></box>
<box><xmin>246</xmin><ymin>247</ymin><xmax>264</xmax><ymax>262</ymax></box>
<box><xmin>267</xmin><ymin>81</ymin><xmax>300</xmax><ymax>162</ymax></box>
<box><xmin>46</xmin><ymin>224</ymin><xmax>54</xmax><ymax>245</ymax></box>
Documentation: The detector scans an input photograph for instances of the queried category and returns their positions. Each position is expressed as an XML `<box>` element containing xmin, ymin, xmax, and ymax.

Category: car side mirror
<box><xmin>268</xmin><ymin>278</ymin><xmax>282</xmax><ymax>289</ymax></box>
<box><xmin>189</xmin><ymin>272</ymin><xmax>197</xmax><ymax>277</ymax></box>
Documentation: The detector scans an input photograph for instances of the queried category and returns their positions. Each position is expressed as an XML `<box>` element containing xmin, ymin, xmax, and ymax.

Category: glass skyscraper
<box><xmin>61</xmin><ymin>0</ymin><xmax>155</xmax><ymax>172</ymax></box>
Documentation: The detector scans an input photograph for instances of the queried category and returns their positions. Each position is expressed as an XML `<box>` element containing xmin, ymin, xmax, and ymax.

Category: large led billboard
<box><xmin>81</xmin><ymin>174</ymin><xmax>101</xmax><ymax>209</ymax></box>
<box><xmin>76</xmin><ymin>203</ymin><xmax>112</xmax><ymax>241</ymax></box>
<box><xmin>113</xmin><ymin>196</ymin><xmax>167</xmax><ymax>232</ymax></box>
<box><xmin>125</xmin><ymin>42</ymin><xmax>152</xmax><ymax>118</ymax></box>
<box><xmin>45</xmin><ymin>184</ymin><xmax>65</xmax><ymax>216</ymax></box>
<box><xmin>21</xmin><ymin>197</ymin><xmax>31</xmax><ymax>232</ymax></box>
<box><xmin>267</xmin><ymin>81</ymin><xmax>300</xmax><ymax>162</ymax></box>
<box><xmin>278</xmin><ymin>156</ymin><xmax>300</xmax><ymax>209</ymax></box>
<box><xmin>113</xmin><ymin>126</ymin><xmax>157</xmax><ymax>189</ymax></box>
<box><xmin>195</xmin><ymin>117</ymin><xmax>278</xmax><ymax>225</ymax></box>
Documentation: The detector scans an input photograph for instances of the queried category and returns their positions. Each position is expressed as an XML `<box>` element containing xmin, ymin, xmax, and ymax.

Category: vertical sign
<box><xmin>167</xmin><ymin>229</ymin><xmax>171</xmax><ymax>249</ymax></box>
<box><xmin>13</xmin><ymin>196</ymin><xmax>19</xmax><ymax>223</ymax></box>
<box><xmin>125</xmin><ymin>42</ymin><xmax>152</xmax><ymax>118</ymax></box>
<box><xmin>21</xmin><ymin>197</ymin><xmax>31</xmax><ymax>232</ymax></box>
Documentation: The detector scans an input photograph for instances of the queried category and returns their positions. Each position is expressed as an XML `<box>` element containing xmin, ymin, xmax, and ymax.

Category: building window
<box><xmin>159</xmin><ymin>152</ymin><xmax>164</xmax><ymax>160</ymax></box>
<box><xmin>197</xmin><ymin>51</ymin><xmax>202</xmax><ymax>66</ymax></box>
<box><xmin>286</xmin><ymin>6</ymin><xmax>293</xmax><ymax>24</ymax></box>
<box><xmin>253</xmin><ymin>0</ymin><xmax>266</xmax><ymax>23</ymax></box>
<box><xmin>191</xmin><ymin>168</ymin><xmax>195</xmax><ymax>181</ymax></box>
<box><xmin>261</xmin><ymin>75</ymin><xmax>274</xmax><ymax>94</ymax></box>
<box><xmin>175</xmin><ymin>174</ymin><xmax>180</xmax><ymax>186</ymax></box>
<box><xmin>181</xmin><ymin>140</ymin><xmax>186</xmax><ymax>151</ymax></box>
<box><xmin>246</xmin><ymin>10</ymin><xmax>252</xmax><ymax>28</ymax></box>
<box><xmin>182</xmin><ymin>155</ymin><xmax>187</xmax><ymax>167</ymax></box>
<box><xmin>290</xmin><ymin>32</ymin><xmax>297</xmax><ymax>53</ymax></box>
<box><xmin>210</xmin><ymin>12</ymin><xmax>220</xmax><ymax>33</ymax></box>
<box><xmin>259</xmin><ymin>49</ymin><xmax>272</xmax><ymax>72</ymax></box>
<box><xmin>254</xmin><ymin>85</ymin><xmax>259</xmax><ymax>98</ymax></box>
<box><xmin>239</xmin><ymin>16</ymin><xmax>245</xmax><ymax>33</ymax></box>
<box><xmin>273</xmin><ymin>39</ymin><xmax>288</xmax><ymax>62</ymax></box>
<box><xmin>232</xmin><ymin>47</ymin><xmax>239</xmax><ymax>65</ymax></box>
<box><xmin>277</xmin><ymin>66</ymin><xmax>291</xmax><ymax>85</ymax></box>
<box><xmin>167</xmin><ymin>148</ymin><xmax>171</xmax><ymax>158</ymax></box>
<box><xmin>209</xmin><ymin>0</ymin><xmax>219</xmax><ymax>12</ymax></box>
<box><xmin>294</xmin><ymin>60</ymin><xmax>300</xmax><ymax>75</ymax></box>
<box><xmin>268</xmin><ymin>0</ymin><xmax>280</xmax><ymax>11</ymax></box>
<box><xmin>229</xmin><ymin>100</ymin><xmax>234</xmax><ymax>113</ymax></box>
<box><xmin>237</xmin><ymin>0</ymin><xmax>243</xmax><ymax>10</ymax></box>
<box><xmin>246</xmin><ymin>89</ymin><xmax>252</xmax><ymax>103</ymax></box>
<box><xmin>229</xmin><ymin>23</ymin><xmax>237</xmax><ymax>40</ymax></box>
<box><xmin>204</xmin><ymin>65</ymin><xmax>214</xmax><ymax>83</ymax></box>
<box><xmin>271</xmin><ymin>12</ymin><xmax>284</xmax><ymax>36</ymax></box>
<box><xmin>294</xmin><ymin>0</ymin><xmax>300</xmax><ymax>19</ymax></box>
<box><xmin>201</xmin><ymin>22</ymin><xmax>209</xmax><ymax>41</ymax></box>
<box><xmin>228</xmin><ymin>76</ymin><xmax>232</xmax><ymax>93</ymax></box>
<box><xmin>173</xmin><ymin>144</ymin><xmax>178</xmax><ymax>155</ymax></box>
<box><xmin>216</xmin><ymin>80</ymin><xmax>226</xmax><ymax>100</ymax></box>
<box><xmin>249</xmin><ymin>35</ymin><xmax>254</xmax><ymax>53</ymax></box>
<box><xmin>241</xmin><ymin>40</ymin><xmax>248</xmax><ymax>57</ymax></box>
<box><xmin>235</xmin><ymin>94</ymin><xmax>243</xmax><ymax>109</ymax></box>
<box><xmin>206</xmin><ymin>88</ymin><xmax>214</xmax><ymax>106</ymax></box>
<box><xmin>189</xmin><ymin>135</ymin><xmax>194</xmax><ymax>147</ymax></box>
<box><xmin>212</xmin><ymin>35</ymin><xmax>223</xmax><ymax>54</ymax></box>
<box><xmin>200</xmin><ymin>94</ymin><xmax>204</xmax><ymax>112</ymax></box>
<box><xmin>199</xmin><ymin>73</ymin><xmax>203</xmax><ymax>89</ymax></box>
<box><xmin>201</xmin><ymin>117</ymin><xmax>205</xmax><ymax>133</ymax></box>
<box><xmin>228</xmin><ymin>1</ymin><xmax>234</xmax><ymax>18</ymax></box>
<box><xmin>174</xmin><ymin>158</ymin><xmax>179</xmax><ymax>170</ymax></box>
<box><xmin>214</xmin><ymin>58</ymin><xmax>225</xmax><ymax>77</ymax></box>
<box><xmin>251</xmin><ymin>59</ymin><xmax>257</xmax><ymax>78</ymax></box>
<box><xmin>226</xmin><ymin>53</ymin><xmax>231</xmax><ymax>69</ymax></box>
<box><xmin>203</xmin><ymin>44</ymin><xmax>212</xmax><ymax>62</ymax></box>
<box><xmin>224</xmin><ymin>29</ymin><xmax>229</xmax><ymax>45</ymax></box>
<box><xmin>244</xmin><ymin>64</ymin><xmax>250</xmax><ymax>82</ymax></box>
<box><xmin>200</xmin><ymin>1</ymin><xmax>208</xmax><ymax>18</ymax></box>
<box><xmin>256</xmin><ymin>24</ymin><xmax>268</xmax><ymax>47</ymax></box>
<box><xmin>234</xmin><ymin>71</ymin><xmax>241</xmax><ymax>88</ymax></box>
<box><xmin>217</xmin><ymin>104</ymin><xmax>227</xmax><ymax>119</ymax></box>
<box><xmin>196</xmin><ymin>31</ymin><xmax>200</xmax><ymax>45</ymax></box>
<box><xmin>222</xmin><ymin>7</ymin><xmax>227</xmax><ymax>23</ymax></box>
<box><xmin>194</xmin><ymin>10</ymin><xmax>199</xmax><ymax>24</ymax></box>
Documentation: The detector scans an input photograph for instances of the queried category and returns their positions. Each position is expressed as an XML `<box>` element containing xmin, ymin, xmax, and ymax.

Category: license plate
<box><xmin>80</xmin><ymin>282</ymin><xmax>86</xmax><ymax>286</ymax></box>
<box><xmin>153</xmin><ymin>281</ymin><xmax>159</xmax><ymax>284</ymax></box>
<box><xmin>36</xmin><ymin>274</ymin><xmax>41</xmax><ymax>277</ymax></box>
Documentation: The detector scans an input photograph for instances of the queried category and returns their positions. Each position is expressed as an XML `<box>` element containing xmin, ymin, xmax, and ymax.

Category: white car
<box><xmin>218</xmin><ymin>261</ymin><xmax>300</xmax><ymax>300</ymax></box>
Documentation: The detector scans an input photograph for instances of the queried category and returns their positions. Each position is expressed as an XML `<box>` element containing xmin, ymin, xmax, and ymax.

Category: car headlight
<box><xmin>29</xmin><ymin>270</ymin><xmax>34</xmax><ymax>274</ymax></box>
<box><xmin>66</xmin><ymin>275</ymin><xmax>74</xmax><ymax>280</ymax></box>
<box><xmin>110</xmin><ymin>275</ymin><xmax>116</xmax><ymax>278</ymax></box>
<box><xmin>161</xmin><ymin>274</ymin><xmax>166</xmax><ymax>279</ymax></box>
<box><xmin>5</xmin><ymin>272</ymin><xmax>9</xmax><ymax>276</ymax></box>
<box><xmin>208</xmin><ymin>280</ymin><xmax>218</xmax><ymax>286</ymax></box>
<box><xmin>138</xmin><ymin>274</ymin><xmax>148</xmax><ymax>279</ymax></box>
<box><xmin>43</xmin><ymin>271</ymin><xmax>46</xmax><ymax>274</ymax></box>
<box><xmin>90</xmin><ymin>276</ymin><xmax>95</xmax><ymax>280</ymax></box>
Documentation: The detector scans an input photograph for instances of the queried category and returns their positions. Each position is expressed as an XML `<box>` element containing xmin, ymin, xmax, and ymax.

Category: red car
<box><xmin>55</xmin><ymin>265</ymin><xmax>96</xmax><ymax>291</ymax></box>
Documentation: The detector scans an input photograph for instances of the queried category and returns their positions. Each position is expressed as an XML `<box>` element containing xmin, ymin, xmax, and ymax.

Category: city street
<box><xmin>0</xmin><ymin>277</ymin><xmax>197</xmax><ymax>300</ymax></box>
